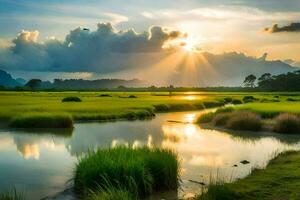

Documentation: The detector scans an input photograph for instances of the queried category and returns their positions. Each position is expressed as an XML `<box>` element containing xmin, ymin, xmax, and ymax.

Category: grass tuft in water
<box><xmin>87</xmin><ymin>186</ymin><xmax>135</xmax><ymax>200</ymax></box>
<box><xmin>9</xmin><ymin>113</ymin><xmax>73</xmax><ymax>129</ymax></box>
<box><xmin>0</xmin><ymin>189</ymin><xmax>24</xmax><ymax>200</ymax></box>
<box><xmin>74</xmin><ymin>147</ymin><xmax>179</xmax><ymax>198</ymax></box>
<box><xmin>196</xmin><ymin>112</ymin><xmax>216</xmax><ymax>124</ymax></box>
<box><xmin>196</xmin><ymin>183</ymin><xmax>240</xmax><ymax>200</ymax></box>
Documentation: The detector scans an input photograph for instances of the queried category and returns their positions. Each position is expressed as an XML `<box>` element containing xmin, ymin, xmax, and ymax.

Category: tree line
<box><xmin>243</xmin><ymin>70</ymin><xmax>300</xmax><ymax>91</ymax></box>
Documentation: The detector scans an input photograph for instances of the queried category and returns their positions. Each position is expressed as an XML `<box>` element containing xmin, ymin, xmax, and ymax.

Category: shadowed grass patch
<box><xmin>273</xmin><ymin>113</ymin><xmax>300</xmax><ymax>134</ymax></box>
<box><xmin>225</xmin><ymin>111</ymin><xmax>262</xmax><ymax>131</ymax></box>
<box><xmin>62</xmin><ymin>96</ymin><xmax>82</xmax><ymax>102</ymax></box>
<box><xmin>9</xmin><ymin>113</ymin><xmax>73</xmax><ymax>129</ymax></box>
<box><xmin>232</xmin><ymin>99</ymin><xmax>242</xmax><ymax>105</ymax></box>
<box><xmin>212</xmin><ymin>113</ymin><xmax>230</xmax><ymax>126</ymax></box>
<box><xmin>74</xmin><ymin>147</ymin><xmax>179</xmax><ymax>198</ymax></box>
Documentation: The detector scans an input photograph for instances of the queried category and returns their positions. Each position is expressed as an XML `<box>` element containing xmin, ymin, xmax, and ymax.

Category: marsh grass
<box><xmin>225</xmin><ymin>111</ymin><xmax>262</xmax><ymax>131</ymax></box>
<box><xmin>196</xmin><ymin>151</ymin><xmax>300</xmax><ymax>200</ymax></box>
<box><xmin>74</xmin><ymin>147</ymin><xmax>179</xmax><ymax>198</ymax></box>
<box><xmin>87</xmin><ymin>187</ymin><xmax>134</xmax><ymax>200</ymax></box>
<box><xmin>286</xmin><ymin>97</ymin><xmax>297</xmax><ymax>102</ymax></box>
<box><xmin>98</xmin><ymin>94</ymin><xmax>112</xmax><ymax>97</ymax></box>
<box><xmin>9</xmin><ymin>113</ymin><xmax>73</xmax><ymax>128</ymax></box>
<box><xmin>2</xmin><ymin>92</ymin><xmax>300</xmax><ymax>129</ymax></box>
<box><xmin>196</xmin><ymin>112</ymin><xmax>216</xmax><ymax>123</ymax></box>
<box><xmin>223</xmin><ymin>97</ymin><xmax>232</xmax><ymax>103</ymax></box>
<box><xmin>232</xmin><ymin>99</ymin><xmax>242</xmax><ymax>105</ymax></box>
<box><xmin>242</xmin><ymin>96</ymin><xmax>259</xmax><ymax>103</ymax></box>
<box><xmin>273</xmin><ymin>113</ymin><xmax>300</xmax><ymax>133</ymax></box>
<box><xmin>196</xmin><ymin>107</ymin><xmax>233</xmax><ymax>124</ymax></box>
<box><xmin>197</xmin><ymin>183</ymin><xmax>240</xmax><ymax>200</ymax></box>
<box><xmin>0</xmin><ymin>189</ymin><xmax>24</xmax><ymax>200</ymax></box>
<box><xmin>153</xmin><ymin>103</ymin><xmax>200</xmax><ymax>112</ymax></box>
<box><xmin>212</xmin><ymin>113</ymin><xmax>230</xmax><ymax>126</ymax></box>
<box><xmin>62</xmin><ymin>96</ymin><xmax>82</xmax><ymax>102</ymax></box>
<box><xmin>215</xmin><ymin>107</ymin><xmax>234</xmax><ymax>114</ymax></box>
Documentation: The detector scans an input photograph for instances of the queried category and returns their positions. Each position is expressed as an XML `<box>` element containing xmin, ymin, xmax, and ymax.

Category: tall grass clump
<box><xmin>196</xmin><ymin>183</ymin><xmax>240</xmax><ymax>200</ymax></box>
<box><xmin>225</xmin><ymin>111</ymin><xmax>262</xmax><ymax>131</ymax></box>
<box><xmin>197</xmin><ymin>112</ymin><xmax>216</xmax><ymax>124</ymax></box>
<box><xmin>9</xmin><ymin>113</ymin><xmax>73</xmax><ymax>128</ymax></box>
<box><xmin>232</xmin><ymin>99</ymin><xmax>242</xmax><ymax>105</ymax></box>
<box><xmin>74</xmin><ymin>147</ymin><xmax>179</xmax><ymax>198</ymax></box>
<box><xmin>0</xmin><ymin>189</ymin><xmax>24</xmax><ymax>200</ymax></box>
<box><xmin>153</xmin><ymin>104</ymin><xmax>170</xmax><ymax>112</ymax></box>
<box><xmin>87</xmin><ymin>187</ymin><xmax>134</xmax><ymax>200</ymax></box>
<box><xmin>212</xmin><ymin>113</ymin><xmax>230</xmax><ymax>126</ymax></box>
<box><xmin>223</xmin><ymin>97</ymin><xmax>232</xmax><ymax>104</ymax></box>
<box><xmin>273</xmin><ymin>113</ymin><xmax>300</xmax><ymax>134</ymax></box>
<box><xmin>242</xmin><ymin>96</ymin><xmax>258</xmax><ymax>103</ymax></box>
<box><xmin>215</xmin><ymin>107</ymin><xmax>234</xmax><ymax>114</ymax></box>
<box><xmin>62</xmin><ymin>96</ymin><xmax>82</xmax><ymax>102</ymax></box>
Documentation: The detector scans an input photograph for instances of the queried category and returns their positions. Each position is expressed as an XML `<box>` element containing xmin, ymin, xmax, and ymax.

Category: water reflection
<box><xmin>0</xmin><ymin>111</ymin><xmax>300</xmax><ymax>199</ymax></box>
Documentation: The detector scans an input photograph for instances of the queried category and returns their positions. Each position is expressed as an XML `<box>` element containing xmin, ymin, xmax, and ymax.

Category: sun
<box><xmin>181</xmin><ymin>38</ymin><xmax>199</xmax><ymax>52</ymax></box>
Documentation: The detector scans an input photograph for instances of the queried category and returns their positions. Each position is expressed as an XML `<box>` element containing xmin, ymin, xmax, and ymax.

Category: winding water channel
<box><xmin>1</xmin><ymin>110</ymin><xmax>300</xmax><ymax>199</ymax></box>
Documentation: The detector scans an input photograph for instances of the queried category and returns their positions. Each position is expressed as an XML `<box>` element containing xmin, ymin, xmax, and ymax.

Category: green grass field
<box><xmin>0</xmin><ymin>91</ymin><xmax>229</xmax><ymax>127</ymax></box>
<box><xmin>235</xmin><ymin>102</ymin><xmax>300</xmax><ymax>118</ymax></box>
<box><xmin>198</xmin><ymin>151</ymin><xmax>300</xmax><ymax>200</ymax></box>
<box><xmin>1</xmin><ymin>91</ymin><xmax>300</xmax><ymax>128</ymax></box>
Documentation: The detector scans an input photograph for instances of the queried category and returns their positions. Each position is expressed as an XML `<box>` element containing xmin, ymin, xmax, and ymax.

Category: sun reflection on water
<box><xmin>20</xmin><ymin>144</ymin><xmax>40</xmax><ymax>160</ymax></box>
<box><xmin>183</xmin><ymin>95</ymin><xmax>196</xmax><ymax>100</ymax></box>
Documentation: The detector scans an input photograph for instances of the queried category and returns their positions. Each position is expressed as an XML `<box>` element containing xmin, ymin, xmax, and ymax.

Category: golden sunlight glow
<box><xmin>183</xmin><ymin>95</ymin><xmax>196</xmax><ymax>100</ymax></box>
<box><xmin>19</xmin><ymin>144</ymin><xmax>40</xmax><ymax>160</ymax></box>
<box><xmin>184</xmin><ymin>113</ymin><xmax>196</xmax><ymax>123</ymax></box>
<box><xmin>181</xmin><ymin>37</ymin><xmax>200</xmax><ymax>52</ymax></box>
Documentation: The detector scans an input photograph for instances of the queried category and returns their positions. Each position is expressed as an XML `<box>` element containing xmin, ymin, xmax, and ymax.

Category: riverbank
<box><xmin>197</xmin><ymin>103</ymin><xmax>300</xmax><ymax>134</ymax></box>
<box><xmin>197</xmin><ymin>151</ymin><xmax>300</xmax><ymax>200</ymax></box>
<box><xmin>0</xmin><ymin>91</ymin><xmax>235</xmax><ymax>129</ymax></box>
<box><xmin>3</xmin><ymin>91</ymin><xmax>298</xmax><ymax>129</ymax></box>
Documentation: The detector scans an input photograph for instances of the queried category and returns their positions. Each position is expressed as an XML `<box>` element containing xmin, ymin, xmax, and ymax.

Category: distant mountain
<box><xmin>15</xmin><ymin>78</ymin><xmax>27</xmax><ymax>85</ymax></box>
<box><xmin>170</xmin><ymin>52</ymin><xmax>297</xmax><ymax>87</ymax></box>
<box><xmin>0</xmin><ymin>69</ymin><xmax>22</xmax><ymax>87</ymax></box>
<box><xmin>49</xmin><ymin>78</ymin><xmax>146</xmax><ymax>89</ymax></box>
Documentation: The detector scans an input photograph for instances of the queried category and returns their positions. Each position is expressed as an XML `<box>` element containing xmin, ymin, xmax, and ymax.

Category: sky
<box><xmin>0</xmin><ymin>0</ymin><xmax>300</xmax><ymax>83</ymax></box>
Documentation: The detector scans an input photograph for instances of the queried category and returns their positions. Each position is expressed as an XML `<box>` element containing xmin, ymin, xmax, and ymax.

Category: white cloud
<box><xmin>0</xmin><ymin>23</ymin><xmax>184</xmax><ymax>72</ymax></box>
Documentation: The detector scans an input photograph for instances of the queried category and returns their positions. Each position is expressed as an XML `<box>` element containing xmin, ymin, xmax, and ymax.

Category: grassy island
<box><xmin>74</xmin><ymin>147</ymin><xmax>179</xmax><ymax>199</ymax></box>
<box><xmin>197</xmin><ymin>102</ymin><xmax>300</xmax><ymax>134</ymax></box>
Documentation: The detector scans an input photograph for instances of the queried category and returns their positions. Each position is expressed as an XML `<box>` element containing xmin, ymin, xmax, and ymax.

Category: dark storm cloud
<box><xmin>264</xmin><ymin>22</ymin><xmax>300</xmax><ymax>33</ymax></box>
<box><xmin>0</xmin><ymin>23</ymin><xmax>184</xmax><ymax>72</ymax></box>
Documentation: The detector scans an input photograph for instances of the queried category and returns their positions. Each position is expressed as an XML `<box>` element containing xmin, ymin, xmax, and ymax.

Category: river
<box><xmin>0</xmin><ymin>110</ymin><xmax>300</xmax><ymax>199</ymax></box>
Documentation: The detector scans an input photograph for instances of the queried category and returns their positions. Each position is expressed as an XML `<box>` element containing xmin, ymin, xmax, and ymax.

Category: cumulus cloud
<box><xmin>0</xmin><ymin>23</ymin><xmax>184</xmax><ymax>73</ymax></box>
<box><xmin>264</xmin><ymin>22</ymin><xmax>300</xmax><ymax>33</ymax></box>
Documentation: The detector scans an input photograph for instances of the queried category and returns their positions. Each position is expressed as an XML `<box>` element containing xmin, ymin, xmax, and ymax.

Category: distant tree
<box><xmin>243</xmin><ymin>74</ymin><xmax>256</xmax><ymax>88</ymax></box>
<box><xmin>169</xmin><ymin>85</ymin><xmax>174</xmax><ymax>96</ymax></box>
<box><xmin>25</xmin><ymin>79</ymin><xmax>42</xmax><ymax>90</ymax></box>
<box><xmin>118</xmin><ymin>85</ymin><xmax>126</xmax><ymax>89</ymax></box>
<box><xmin>258</xmin><ymin>73</ymin><xmax>272</xmax><ymax>82</ymax></box>
<box><xmin>149</xmin><ymin>85</ymin><xmax>157</xmax><ymax>89</ymax></box>
<box><xmin>258</xmin><ymin>73</ymin><xmax>272</xmax><ymax>89</ymax></box>
<box><xmin>255</xmin><ymin>70</ymin><xmax>300</xmax><ymax>91</ymax></box>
